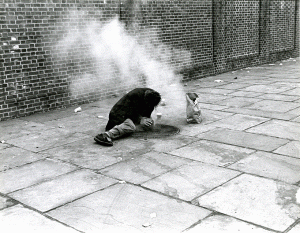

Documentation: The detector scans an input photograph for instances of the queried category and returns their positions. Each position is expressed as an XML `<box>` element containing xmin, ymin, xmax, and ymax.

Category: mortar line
<box><xmin>0</xmin><ymin>193</ymin><xmax>84</xmax><ymax>233</ymax></box>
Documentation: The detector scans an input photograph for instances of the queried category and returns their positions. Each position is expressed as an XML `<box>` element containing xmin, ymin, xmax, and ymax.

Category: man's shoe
<box><xmin>94</xmin><ymin>133</ymin><xmax>113</xmax><ymax>146</ymax></box>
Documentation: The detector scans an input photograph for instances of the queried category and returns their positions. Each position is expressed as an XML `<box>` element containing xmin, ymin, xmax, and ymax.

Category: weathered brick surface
<box><xmin>0</xmin><ymin>0</ymin><xmax>299</xmax><ymax>120</ymax></box>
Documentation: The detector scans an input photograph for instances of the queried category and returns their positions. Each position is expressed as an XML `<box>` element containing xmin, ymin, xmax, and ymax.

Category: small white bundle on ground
<box><xmin>186</xmin><ymin>93</ymin><xmax>202</xmax><ymax>124</ymax></box>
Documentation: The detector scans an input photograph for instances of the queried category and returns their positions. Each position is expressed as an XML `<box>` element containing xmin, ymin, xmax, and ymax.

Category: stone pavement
<box><xmin>1</xmin><ymin>58</ymin><xmax>300</xmax><ymax>233</ymax></box>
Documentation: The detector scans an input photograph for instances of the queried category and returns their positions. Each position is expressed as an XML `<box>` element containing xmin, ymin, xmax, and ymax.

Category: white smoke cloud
<box><xmin>52</xmin><ymin>11</ymin><xmax>192</xmax><ymax>123</ymax></box>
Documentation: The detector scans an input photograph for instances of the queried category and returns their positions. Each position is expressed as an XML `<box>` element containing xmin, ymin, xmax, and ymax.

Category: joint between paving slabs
<box><xmin>0</xmin><ymin>192</ymin><xmax>83</xmax><ymax>233</ymax></box>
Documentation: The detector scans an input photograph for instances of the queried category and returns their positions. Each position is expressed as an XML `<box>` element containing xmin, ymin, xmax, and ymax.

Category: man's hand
<box><xmin>140</xmin><ymin>117</ymin><xmax>154</xmax><ymax>128</ymax></box>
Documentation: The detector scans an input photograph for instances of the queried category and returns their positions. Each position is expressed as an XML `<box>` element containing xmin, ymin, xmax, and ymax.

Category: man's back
<box><xmin>105</xmin><ymin>88</ymin><xmax>158</xmax><ymax>130</ymax></box>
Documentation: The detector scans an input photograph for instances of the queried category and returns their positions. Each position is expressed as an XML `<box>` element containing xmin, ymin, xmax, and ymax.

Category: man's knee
<box><xmin>123</xmin><ymin>118</ymin><xmax>136</xmax><ymax>133</ymax></box>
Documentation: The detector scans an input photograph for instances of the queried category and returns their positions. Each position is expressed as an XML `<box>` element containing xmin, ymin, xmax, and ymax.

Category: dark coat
<box><xmin>105</xmin><ymin>88</ymin><xmax>157</xmax><ymax>131</ymax></box>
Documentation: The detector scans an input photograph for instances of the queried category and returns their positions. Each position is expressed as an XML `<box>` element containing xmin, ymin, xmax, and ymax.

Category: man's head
<box><xmin>144</xmin><ymin>89</ymin><xmax>161</xmax><ymax>107</ymax></box>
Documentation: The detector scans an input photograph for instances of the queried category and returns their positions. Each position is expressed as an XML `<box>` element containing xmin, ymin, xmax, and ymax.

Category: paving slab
<box><xmin>197</xmin><ymin>174</ymin><xmax>300</xmax><ymax>232</ymax></box>
<box><xmin>179</xmin><ymin>123</ymin><xmax>218</xmax><ymax>137</ymax></box>
<box><xmin>200</xmin><ymin>109</ymin><xmax>234</xmax><ymax>125</ymax></box>
<box><xmin>198</xmin><ymin>102</ymin><xmax>229</xmax><ymax>111</ymax></box>
<box><xmin>47</xmin><ymin>184</ymin><xmax>211</xmax><ymax>232</ymax></box>
<box><xmin>9</xmin><ymin>169</ymin><xmax>117</xmax><ymax>212</ymax></box>
<box><xmin>292</xmin><ymin>116</ymin><xmax>300</xmax><ymax>122</ymax></box>
<box><xmin>0</xmin><ymin>196</ymin><xmax>16</xmax><ymax>210</ymax></box>
<box><xmin>20</xmin><ymin>108</ymin><xmax>79</xmax><ymax>123</ymax></box>
<box><xmin>0</xmin><ymin>205</ymin><xmax>78</xmax><ymax>233</ymax></box>
<box><xmin>207</xmin><ymin>114</ymin><xmax>269</xmax><ymax>130</ymax></box>
<box><xmin>136</xmin><ymin>134</ymin><xmax>198</xmax><ymax>153</ymax></box>
<box><xmin>228</xmin><ymin>90</ymin><xmax>263</xmax><ymax>98</ymax></box>
<box><xmin>45</xmin><ymin>114</ymin><xmax>107</xmax><ymax>135</ymax></box>
<box><xmin>0</xmin><ymin>158</ymin><xmax>77</xmax><ymax>194</ymax></box>
<box><xmin>229</xmin><ymin>151</ymin><xmax>300</xmax><ymax>183</ymax></box>
<box><xmin>274</xmin><ymin>141</ymin><xmax>300</xmax><ymax>158</ymax></box>
<box><xmin>185</xmin><ymin>214</ymin><xmax>273</xmax><ymax>233</ymax></box>
<box><xmin>45</xmin><ymin>137</ymin><xmax>152</xmax><ymax>170</ymax></box>
<box><xmin>100</xmin><ymin>151</ymin><xmax>190</xmax><ymax>184</ymax></box>
<box><xmin>198</xmin><ymin>128</ymin><xmax>289</xmax><ymax>151</ymax></box>
<box><xmin>193</xmin><ymin>87</ymin><xmax>235</xmax><ymax>95</ymax></box>
<box><xmin>0</xmin><ymin>119</ymin><xmax>53</xmax><ymax>141</ymax></box>
<box><xmin>281</xmin><ymin>87</ymin><xmax>300</xmax><ymax>96</ymax></box>
<box><xmin>245</xmin><ymin>99</ymin><xmax>299</xmax><ymax>113</ymax></box>
<box><xmin>169</xmin><ymin>140</ymin><xmax>254</xmax><ymax>167</ymax></box>
<box><xmin>257</xmin><ymin>93</ymin><xmax>300</xmax><ymax>102</ymax></box>
<box><xmin>286</xmin><ymin>107</ymin><xmax>300</xmax><ymax>115</ymax></box>
<box><xmin>215</xmin><ymin>97</ymin><xmax>262</xmax><ymax>108</ymax></box>
<box><xmin>142</xmin><ymin>161</ymin><xmax>240</xmax><ymax>201</ymax></box>
<box><xmin>223</xmin><ymin>107</ymin><xmax>298</xmax><ymax>120</ymax></box>
<box><xmin>215</xmin><ymin>82</ymin><xmax>253</xmax><ymax>90</ymax></box>
<box><xmin>241</xmin><ymin>84</ymin><xmax>294</xmax><ymax>94</ymax></box>
<box><xmin>287</xmin><ymin>223</ymin><xmax>300</xmax><ymax>233</ymax></box>
<box><xmin>77</xmin><ymin>104</ymin><xmax>111</xmax><ymax>118</ymax></box>
<box><xmin>0</xmin><ymin>144</ymin><xmax>46</xmax><ymax>172</ymax></box>
<box><xmin>5</xmin><ymin>128</ymin><xmax>90</xmax><ymax>152</ymax></box>
<box><xmin>246</xmin><ymin>119</ymin><xmax>300</xmax><ymax>141</ymax></box>
<box><xmin>193</xmin><ymin>92</ymin><xmax>230</xmax><ymax>104</ymax></box>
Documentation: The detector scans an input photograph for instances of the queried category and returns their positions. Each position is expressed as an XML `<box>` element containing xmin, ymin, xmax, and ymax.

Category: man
<box><xmin>94</xmin><ymin>88</ymin><xmax>161</xmax><ymax>146</ymax></box>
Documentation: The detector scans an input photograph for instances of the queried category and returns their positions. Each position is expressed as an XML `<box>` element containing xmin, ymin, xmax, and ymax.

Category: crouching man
<box><xmin>94</xmin><ymin>88</ymin><xmax>161</xmax><ymax>146</ymax></box>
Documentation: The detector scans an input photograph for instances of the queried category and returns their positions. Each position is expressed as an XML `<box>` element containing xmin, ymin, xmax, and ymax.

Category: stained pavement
<box><xmin>1</xmin><ymin>58</ymin><xmax>300</xmax><ymax>232</ymax></box>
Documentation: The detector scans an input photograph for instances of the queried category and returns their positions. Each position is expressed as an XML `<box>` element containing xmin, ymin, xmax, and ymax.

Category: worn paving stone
<box><xmin>0</xmin><ymin>119</ymin><xmax>53</xmax><ymax>141</ymax></box>
<box><xmin>193</xmin><ymin>87</ymin><xmax>235</xmax><ymax>95</ymax></box>
<box><xmin>257</xmin><ymin>93</ymin><xmax>300</xmax><ymax>102</ymax></box>
<box><xmin>197</xmin><ymin>174</ymin><xmax>300</xmax><ymax>232</ymax></box>
<box><xmin>207</xmin><ymin>114</ymin><xmax>269</xmax><ymax>130</ymax></box>
<box><xmin>0</xmin><ymin>159</ymin><xmax>77</xmax><ymax>194</ymax></box>
<box><xmin>0</xmin><ymin>196</ymin><xmax>16</xmax><ymax>210</ymax></box>
<box><xmin>77</xmin><ymin>104</ymin><xmax>111</xmax><ymax>118</ymax></box>
<box><xmin>47</xmin><ymin>184</ymin><xmax>211</xmax><ymax>232</ymax></box>
<box><xmin>215</xmin><ymin>97</ymin><xmax>262</xmax><ymax>108</ymax></box>
<box><xmin>0</xmin><ymin>205</ymin><xmax>78</xmax><ymax>233</ymax></box>
<box><xmin>229</xmin><ymin>151</ymin><xmax>300</xmax><ymax>183</ymax></box>
<box><xmin>169</xmin><ymin>140</ymin><xmax>254</xmax><ymax>167</ymax></box>
<box><xmin>5</xmin><ymin>128</ymin><xmax>90</xmax><ymax>152</ymax></box>
<box><xmin>200</xmin><ymin>109</ymin><xmax>234</xmax><ymax>125</ymax></box>
<box><xmin>198</xmin><ymin>102</ymin><xmax>229</xmax><ymax>111</ymax></box>
<box><xmin>215</xmin><ymin>82</ymin><xmax>252</xmax><ymax>90</ymax></box>
<box><xmin>241</xmin><ymin>84</ymin><xmax>294</xmax><ymax>94</ymax></box>
<box><xmin>45</xmin><ymin>138</ymin><xmax>152</xmax><ymax>170</ymax></box>
<box><xmin>185</xmin><ymin>214</ymin><xmax>273</xmax><ymax>233</ymax></box>
<box><xmin>246</xmin><ymin>120</ymin><xmax>300</xmax><ymax>141</ymax></box>
<box><xmin>286</xmin><ymin>107</ymin><xmax>300</xmax><ymax>115</ymax></box>
<box><xmin>142</xmin><ymin>161</ymin><xmax>240</xmax><ymax>201</ymax></box>
<box><xmin>100</xmin><ymin>151</ymin><xmax>190</xmax><ymax>184</ymax></box>
<box><xmin>287</xmin><ymin>223</ymin><xmax>300</xmax><ymax>233</ymax></box>
<box><xmin>228</xmin><ymin>90</ymin><xmax>263</xmax><ymax>98</ymax></box>
<box><xmin>138</xmin><ymin>135</ymin><xmax>198</xmax><ymax>153</ymax></box>
<box><xmin>20</xmin><ymin>108</ymin><xmax>79</xmax><ymax>123</ymax></box>
<box><xmin>223</xmin><ymin>107</ymin><xmax>298</xmax><ymax>120</ymax></box>
<box><xmin>198</xmin><ymin>128</ymin><xmax>289</xmax><ymax>151</ymax></box>
<box><xmin>274</xmin><ymin>141</ymin><xmax>300</xmax><ymax>159</ymax></box>
<box><xmin>9</xmin><ymin>170</ymin><xmax>117</xmax><ymax>212</ymax></box>
<box><xmin>180</xmin><ymin>124</ymin><xmax>218</xmax><ymax>137</ymax></box>
<box><xmin>194</xmin><ymin>92</ymin><xmax>230</xmax><ymax>104</ymax></box>
<box><xmin>281</xmin><ymin>87</ymin><xmax>300</xmax><ymax>96</ymax></box>
<box><xmin>45</xmin><ymin>114</ymin><xmax>107</xmax><ymax>135</ymax></box>
<box><xmin>292</xmin><ymin>116</ymin><xmax>300</xmax><ymax>122</ymax></box>
<box><xmin>0</xmin><ymin>144</ymin><xmax>46</xmax><ymax>172</ymax></box>
<box><xmin>245</xmin><ymin>99</ymin><xmax>299</xmax><ymax>113</ymax></box>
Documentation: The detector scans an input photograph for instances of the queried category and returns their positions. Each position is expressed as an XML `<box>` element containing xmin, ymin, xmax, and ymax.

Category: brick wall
<box><xmin>0</xmin><ymin>0</ymin><xmax>299</xmax><ymax>120</ymax></box>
